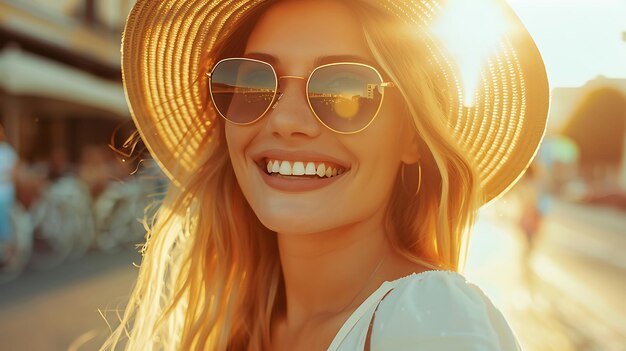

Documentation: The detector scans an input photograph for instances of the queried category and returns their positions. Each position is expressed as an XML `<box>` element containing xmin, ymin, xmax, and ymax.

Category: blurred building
<box><xmin>0</xmin><ymin>0</ymin><xmax>135</xmax><ymax>163</ymax></box>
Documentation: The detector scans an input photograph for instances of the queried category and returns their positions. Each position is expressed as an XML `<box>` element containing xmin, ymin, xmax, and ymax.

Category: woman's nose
<box><xmin>265</xmin><ymin>80</ymin><xmax>322</xmax><ymax>139</ymax></box>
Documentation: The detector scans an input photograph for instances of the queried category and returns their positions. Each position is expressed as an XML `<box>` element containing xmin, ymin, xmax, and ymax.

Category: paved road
<box><xmin>530</xmin><ymin>199</ymin><xmax>626</xmax><ymax>351</ymax></box>
<box><xmin>0</xmin><ymin>249</ymin><xmax>140</xmax><ymax>351</ymax></box>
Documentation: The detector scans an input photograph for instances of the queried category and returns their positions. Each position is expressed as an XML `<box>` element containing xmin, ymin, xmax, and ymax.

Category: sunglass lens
<box><xmin>210</xmin><ymin>59</ymin><xmax>277</xmax><ymax>124</ymax></box>
<box><xmin>308</xmin><ymin>64</ymin><xmax>384</xmax><ymax>133</ymax></box>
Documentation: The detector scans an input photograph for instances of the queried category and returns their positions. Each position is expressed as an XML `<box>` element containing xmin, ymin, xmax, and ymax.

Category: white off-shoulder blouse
<box><xmin>327</xmin><ymin>270</ymin><xmax>522</xmax><ymax>351</ymax></box>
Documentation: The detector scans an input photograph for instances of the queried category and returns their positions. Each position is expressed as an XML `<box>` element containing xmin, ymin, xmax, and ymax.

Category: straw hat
<box><xmin>121</xmin><ymin>0</ymin><xmax>549</xmax><ymax>203</ymax></box>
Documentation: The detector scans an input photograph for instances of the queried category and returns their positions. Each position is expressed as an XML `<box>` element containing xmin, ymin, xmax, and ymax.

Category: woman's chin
<box><xmin>256</xmin><ymin>213</ymin><xmax>335</xmax><ymax>236</ymax></box>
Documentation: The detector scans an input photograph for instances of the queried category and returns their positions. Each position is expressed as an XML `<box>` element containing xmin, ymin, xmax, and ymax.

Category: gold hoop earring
<box><xmin>401</xmin><ymin>162</ymin><xmax>422</xmax><ymax>197</ymax></box>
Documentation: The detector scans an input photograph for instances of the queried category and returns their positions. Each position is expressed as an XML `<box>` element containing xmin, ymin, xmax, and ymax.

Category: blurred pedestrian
<box><xmin>0</xmin><ymin>124</ymin><xmax>18</xmax><ymax>265</ymax></box>
<box><xmin>47</xmin><ymin>147</ymin><xmax>74</xmax><ymax>182</ymax></box>
<box><xmin>519</xmin><ymin>166</ymin><xmax>542</xmax><ymax>253</ymax></box>
<box><xmin>517</xmin><ymin>162</ymin><xmax>551</xmax><ymax>288</ymax></box>
<box><xmin>13</xmin><ymin>160</ymin><xmax>47</xmax><ymax>211</ymax></box>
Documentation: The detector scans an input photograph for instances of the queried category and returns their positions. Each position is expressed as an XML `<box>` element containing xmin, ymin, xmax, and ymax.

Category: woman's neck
<box><xmin>274</xmin><ymin>207</ymin><xmax>421</xmax><ymax>332</ymax></box>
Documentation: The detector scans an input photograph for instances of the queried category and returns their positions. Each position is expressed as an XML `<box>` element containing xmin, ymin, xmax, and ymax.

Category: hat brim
<box><xmin>121</xmin><ymin>0</ymin><xmax>549</xmax><ymax>204</ymax></box>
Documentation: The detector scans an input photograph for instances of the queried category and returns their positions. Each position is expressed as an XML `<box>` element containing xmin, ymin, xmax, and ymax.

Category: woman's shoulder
<box><xmin>383</xmin><ymin>270</ymin><xmax>484</xmax><ymax>310</ymax></box>
<box><xmin>371</xmin><ymin>270</ymin><xmax>521</xmax><ymax>351</ymax></box>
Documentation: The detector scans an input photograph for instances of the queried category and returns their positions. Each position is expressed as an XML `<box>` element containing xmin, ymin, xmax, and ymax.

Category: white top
<box><xmin>328</xmin><ymin>270</ymin><xmax>521</xmax><ymax>351</ymax></box>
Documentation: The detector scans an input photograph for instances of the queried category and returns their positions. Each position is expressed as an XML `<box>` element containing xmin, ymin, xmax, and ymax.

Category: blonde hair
<box><xmin>101</xmin><ymin>1</ymin><xmax>482</xmax><ymax>350</ymax></box>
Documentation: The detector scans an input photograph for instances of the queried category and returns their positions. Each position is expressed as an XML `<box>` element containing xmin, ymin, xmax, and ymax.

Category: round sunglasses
<box><xmin>207</xmin><ymin>58</ymin><xmax>395</xmax><ymax>134</ymax></box>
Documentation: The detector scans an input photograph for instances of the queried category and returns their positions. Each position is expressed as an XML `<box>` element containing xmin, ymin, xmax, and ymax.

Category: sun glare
<box><xmin>433</xmin><ymin>0</ymin><xmax>508</xmax><ymax>107</ymax></box>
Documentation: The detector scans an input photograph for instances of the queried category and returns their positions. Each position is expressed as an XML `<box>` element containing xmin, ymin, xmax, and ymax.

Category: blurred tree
<box><xmin>561</xmin><ymin>87</ymin><xmax>626</xmax><ymax>167</ymax></box>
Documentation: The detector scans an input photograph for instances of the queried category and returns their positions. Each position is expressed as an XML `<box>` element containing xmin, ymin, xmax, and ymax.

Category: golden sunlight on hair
<box><xmin>432</xmin><ymin>0</ymin><xmax>507</xmax><ymax>107</ymax></box>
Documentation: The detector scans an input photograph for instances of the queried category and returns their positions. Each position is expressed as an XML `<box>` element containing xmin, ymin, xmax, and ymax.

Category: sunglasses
<box><xmin>207</xmin><ymin>58</ymin><xmax>395</xmax><ymax>134</ymax></box>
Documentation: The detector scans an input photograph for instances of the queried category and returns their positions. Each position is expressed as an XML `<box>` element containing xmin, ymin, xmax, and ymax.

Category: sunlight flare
<box><xmin>433</xmin><ymin>0</ymin><xmax>508</xmax><ymax>107</ymax></box>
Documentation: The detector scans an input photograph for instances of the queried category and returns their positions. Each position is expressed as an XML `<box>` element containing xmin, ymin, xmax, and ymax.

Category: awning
<box><xmin>0</xmin><ymin>46</ymin><xmax>129</xmax><ymax>116</ymax></box>
<box><xmin>0</xmin><ymin>0</ymin><xmax>120</xmax><ymax>68</ymax></box>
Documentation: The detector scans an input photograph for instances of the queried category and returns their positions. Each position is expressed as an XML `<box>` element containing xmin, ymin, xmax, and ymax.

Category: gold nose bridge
<box><xmin>271</xmin><ymin>75</ymin><xmax>307</xmax><ymax>110</ymax></box>
<box><xmin>279</xmin><ymin>75</ymin><xmax>306</xmax><ymax>80</ymax></box>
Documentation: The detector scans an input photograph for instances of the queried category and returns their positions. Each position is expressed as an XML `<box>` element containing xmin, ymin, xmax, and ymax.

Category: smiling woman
<box><xmin>106</xmin><ymin>0</ymin><xmax>549</xmax><ymax>350</ymax></box>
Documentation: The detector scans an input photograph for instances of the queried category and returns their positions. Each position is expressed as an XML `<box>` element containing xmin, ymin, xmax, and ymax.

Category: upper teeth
<box><xmin>266</xmin><ymin>160</ymin><xmax>346</xmax><ymax>178</ymax></box>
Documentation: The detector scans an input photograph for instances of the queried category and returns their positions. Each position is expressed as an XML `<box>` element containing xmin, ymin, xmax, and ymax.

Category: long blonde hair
<box><xmin>101</xmin><ymin>1</ymin><xmax>482</xmax><ymax>350</ymax></box>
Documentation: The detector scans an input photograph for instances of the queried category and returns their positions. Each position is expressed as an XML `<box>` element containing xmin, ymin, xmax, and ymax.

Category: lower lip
<box><xmin>257</xmin><ymin>165</ymin><xmax>347</xmax><ymax>192</ymax></box>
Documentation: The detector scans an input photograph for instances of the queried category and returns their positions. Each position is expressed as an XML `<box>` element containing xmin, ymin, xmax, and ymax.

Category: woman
<box><xmin>108</xmin><ymin>0</ymin><xmax>548</xmax><ymax>350</ymax></box>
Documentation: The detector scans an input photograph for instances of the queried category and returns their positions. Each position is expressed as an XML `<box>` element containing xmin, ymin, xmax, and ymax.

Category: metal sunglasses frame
<box><xmin>206</xmin><ymin>57</ymin><xmax>396</xmax><ymax>134</ymax></box>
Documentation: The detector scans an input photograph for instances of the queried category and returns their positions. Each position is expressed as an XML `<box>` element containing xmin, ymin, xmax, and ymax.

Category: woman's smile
<box><xmin>264</xmin><ymin>160</ymin><xmax>347</xmax><ymax>178</ymax></box>
<box><xmin>249</xmin><ymin>148</ymin><xmax>352</xmax><ymax>192</ymax></box>
<box><xmin>256</xmin><ymin>161</ymin><xmax>350</xmax><ymax>192</ymax></box>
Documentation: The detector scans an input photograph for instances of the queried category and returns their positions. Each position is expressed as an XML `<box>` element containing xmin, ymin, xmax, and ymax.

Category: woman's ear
<box><xmin>401</xmin><ymin>130</ymin><xmax>421</xmax><ymax>164</ymax></box>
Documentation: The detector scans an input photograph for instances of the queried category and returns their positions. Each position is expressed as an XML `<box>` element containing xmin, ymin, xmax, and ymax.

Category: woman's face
<box><xmin>225</xmin><ymin>0</ymin><xmax>420</xmax><ymax>234</ymax></box>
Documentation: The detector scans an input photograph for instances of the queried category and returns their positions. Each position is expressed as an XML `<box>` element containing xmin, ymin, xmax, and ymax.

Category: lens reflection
<box><xmin>210</xmin><ymin>59</ymin><xmax>277</xmax><ymax>123</ymax></box>
<box><xmin>308</xmin><ymin>64</ymin><xmax>383</xmax><ymax>133</ymax></box>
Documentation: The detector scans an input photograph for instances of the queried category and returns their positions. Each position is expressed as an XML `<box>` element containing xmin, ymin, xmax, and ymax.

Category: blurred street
<box><xmin>1</xmin><ymin>196</ymin><xmax>624</xmax><ymax>351</ymax></box>
<box><xmin>467</xmin><ymin>196</ymin><xmax>626</xmax><ymax>351</ymax></box>
<box><xmin>0</xmin><ymin>249</ymin><xmax>140</xmax><ymax>351</ymax></box>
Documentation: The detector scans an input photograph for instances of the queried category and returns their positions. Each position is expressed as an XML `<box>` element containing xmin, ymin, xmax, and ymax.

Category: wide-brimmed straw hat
<box><xmin>121</xmin><ymin>0</ymin><xmax>549</xmax><ymax>203</ymax></box>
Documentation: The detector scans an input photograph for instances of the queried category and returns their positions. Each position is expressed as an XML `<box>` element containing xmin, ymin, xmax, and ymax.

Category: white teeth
<box><xmin>316</xmin><ymin>163</ymin><xmax>326</xmax><ymax>177</ymax></box>
<box><xmin>292</xmin><ymin>162</ymin><xmax>305</xmax><ymax>175</ymax></box>
<box><xmin>279</xmin><ymin>161</ymin><xmax>292</xmax><ymax>175</ymax></box>
<box><xmin>265</xmin><ymin>159</ymin><xmax>347</xmax><ymax>178</ymax></box>
<box><xmin>305</xmin><ymin>162</ymin><xmax>317</xmax><ymax>175</ymax></box>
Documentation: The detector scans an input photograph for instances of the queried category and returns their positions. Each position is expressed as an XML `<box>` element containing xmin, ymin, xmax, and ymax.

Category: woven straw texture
<box><xmin>121</xmin><ymin>0</ymin><xmax>549</xmax><ymax>203</ymax></box>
